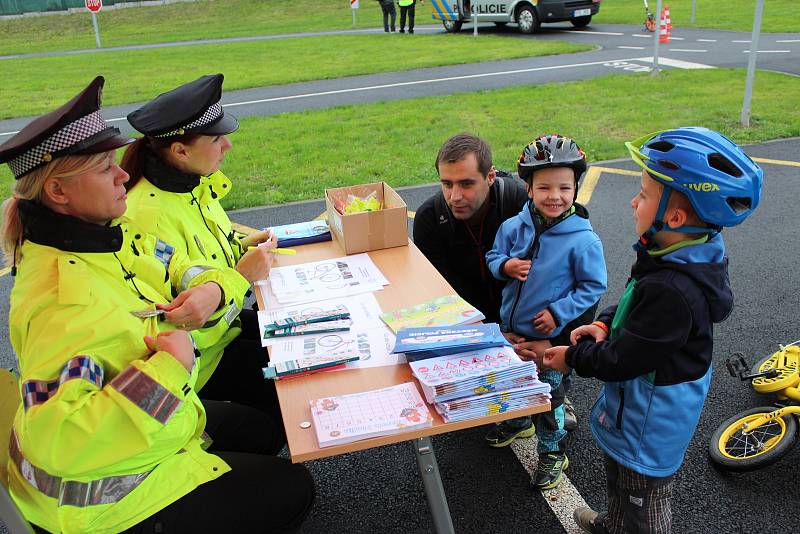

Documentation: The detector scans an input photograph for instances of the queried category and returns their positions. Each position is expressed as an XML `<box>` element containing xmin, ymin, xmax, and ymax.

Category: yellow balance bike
<box><xmin>709</xmin><ymin>341</ymin><xmax>800</xmax><ymax>471</ymax></box>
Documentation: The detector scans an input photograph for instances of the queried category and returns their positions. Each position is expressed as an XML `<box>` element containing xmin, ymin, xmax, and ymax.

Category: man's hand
<box><xmin>158</xmin><ymin>282</ymin><xmax>222</xmax><ymax>330</ymax></box>
<box><xmin>570</xmin><ymin>324</ymin><xmax>607</xmax><ymax>345</ymax></box>
<box><xmin>144</xmin><ymin>330</ymin><xmax>195</xmax><ymax>372</ymax></box>
<box><xmin>533</xmin><ymin>309</ymin><xmax>556</xmax><ymax>336</ymax></box>
<box><xmin>542</xmin><ymin>345</ymin><xmax>571</xmax><ymax>374</ymax></box>
<box><xmin>503</xmin><ymin>258</ymin><xmax>532</xmax><ymax>281</ymax></box>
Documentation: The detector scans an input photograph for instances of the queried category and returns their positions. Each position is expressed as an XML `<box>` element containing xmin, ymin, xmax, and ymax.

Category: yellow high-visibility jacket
<box><xmin>125</xmin><ymin>169</ymin><xmax>249</xmax><ymax>388</ymax></box>
<box><xmin>7</xmin><ymin>206</ymin><xmax>248</xmax><ymax>533</ymax></box>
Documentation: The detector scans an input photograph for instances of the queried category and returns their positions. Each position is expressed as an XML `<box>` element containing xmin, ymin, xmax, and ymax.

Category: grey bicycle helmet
<box><xmin>518</xmin><ymin>134</ymin><xmax>587</xmax><ymax>186</ymax></box>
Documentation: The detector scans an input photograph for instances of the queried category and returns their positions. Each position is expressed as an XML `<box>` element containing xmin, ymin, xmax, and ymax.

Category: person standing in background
<box><xmin>377</xmin><ymin>0</ymin><xmax>396</xmax><ymax>32</ymax></box>
<box><xmin>398</xmin><ymin>0</ymin><xmax>416</xmax><ymax>33</ymax></box>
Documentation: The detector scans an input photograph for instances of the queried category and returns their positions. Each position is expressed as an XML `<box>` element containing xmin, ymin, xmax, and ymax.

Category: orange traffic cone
<box><xmin>664</xmin><ymin>5</ymin><xmax>673</xmax><ymax>31</ymax></box>
<box><xmin>659</xmin><ymin>9</ymin><xmax>670</xmax><ymax>43</ymax></box>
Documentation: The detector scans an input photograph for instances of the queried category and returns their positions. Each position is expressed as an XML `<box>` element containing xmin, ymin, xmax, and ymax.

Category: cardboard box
<box><xmin>325</xmin><ymin>182</ymin><xmax>408</xmax><ymax>254</ymax></box>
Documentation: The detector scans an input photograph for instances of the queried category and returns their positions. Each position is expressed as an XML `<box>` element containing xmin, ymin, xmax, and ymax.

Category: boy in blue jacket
<box><xmin>543</xmin><ymin>128</ymin><xmax>763</xmax><ymax>533</ymax></box>
<box><xmin>485</xmin><ymin>134</ymin><xmax>607</xmax><ymax>489</ymax></box>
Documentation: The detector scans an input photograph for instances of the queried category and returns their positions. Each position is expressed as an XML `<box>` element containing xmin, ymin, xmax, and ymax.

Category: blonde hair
<box><xmin>1</xmin><ymin>152</ymin><xmax>108</xmax><ymax>267</ymax></box>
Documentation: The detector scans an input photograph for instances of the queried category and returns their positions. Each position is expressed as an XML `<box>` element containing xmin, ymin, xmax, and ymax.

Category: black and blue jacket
<box><xmin>566</xmin><ymin>233</ymin><xmax>733</xmax><ymax>477</ymax></box>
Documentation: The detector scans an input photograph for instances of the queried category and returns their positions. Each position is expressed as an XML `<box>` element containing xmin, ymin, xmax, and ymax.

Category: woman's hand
<box><xmin>239</xmin><ymin>229</ymin><xmax>274</xmax><ymax>250</ymax></box>
<box><xmin>158</xmin><ymin>282</ymin><xmax>222</xmax><ymax>330</ymax></box>
<box><xmin>570</xmin><ymin>324</ymin><xmax>607</xmax><ymax>345</ymax></box>
<box><xmin>235</xmin><ymin>245</ymin><xmax>275</xmax><ymax>283</ymax></box>
<box><xmin>502</xmin><ymin>258</ymin><xmax>532</xmax><ymax>281</ymax></box>
<box><xmin>144</xmin><ymin>330</ymin><xmax>195</xmax><ymax>372</ymax></box>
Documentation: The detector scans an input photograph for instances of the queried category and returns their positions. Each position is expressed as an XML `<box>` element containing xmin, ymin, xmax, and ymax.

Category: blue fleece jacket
<box><xmin>486</xmin><ymin>202</ymin><xmax>607</xmax><ymax>339</ymax></box>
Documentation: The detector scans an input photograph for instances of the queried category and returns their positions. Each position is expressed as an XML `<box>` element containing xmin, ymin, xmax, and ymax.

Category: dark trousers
<box><xmin>600</xmin><ymin>454</ymin><xmax>675</xmax><ymax>534</ymax></box>
<box><xmin>124</xmin><ymin>400</ymin><xmax>315</xmax><ymax>533</ymax></box>
<box><xmin>380</xmin><ymin>1</ymin><xmax>396</xmax><ymax>31</ymax></box>
<box><xmin>199</xmin><ymin>309</ymin><xmax>285</xmax><ymax>442</ymax></box>
<box><xmin>399</xmin><ymin>1</ymin><xmax>415</xmax><ymax>31</ymax></box>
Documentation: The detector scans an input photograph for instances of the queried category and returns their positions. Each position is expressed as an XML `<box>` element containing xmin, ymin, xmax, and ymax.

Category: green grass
<box><xmin>0</xmin><ymin>0</ymin><xmax>407</xmax><ymax>55</ymax></box>
<box><xmin>8</xmin><ymin>68</ymin><xmax>791</xmax><ymax>208</ymax></box>
<box><xmin>596</xmin><ymin>0</ymin><xmax>800</xmax><ymax>33</ymax></box>
<box><xmin>0</xmin><ymin>35</ymin><xmax>589</xmax><ymax>120</ymax></box>
<box><xmin>2</xmin><ymin>0</ymin><xmax>796</xmax><ymax>57</ymax></box>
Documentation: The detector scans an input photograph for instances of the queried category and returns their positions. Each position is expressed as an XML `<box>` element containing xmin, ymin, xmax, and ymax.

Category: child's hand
<box><xmin>503</xmin><ymin>331</ymin><xmax>526</xmax><ymax>345</ymax></box>
<box><xmin>533</xmin><ymin>309</ymin><xmax>556</xmax><ymax>336</ymax></box>
<box><xmin>542</xmin><ymin>346</ymin><xmax>571</xmax><ymax>374</ymax></box>
<box><xmin>503</xmin><ymin>258</ymin><xmax>531</xmax><ymax>281</ymax></box>
<box><xmin>570</xmin><ymin>324</ymin><xmax>607</xmax><ymax>345</ymax></box>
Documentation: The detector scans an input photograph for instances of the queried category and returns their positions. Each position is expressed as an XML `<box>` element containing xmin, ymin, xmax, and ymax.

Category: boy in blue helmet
<box><xmin>484</xmin><ymin>134</ymin><xmax>607</xmax><ymax>489</ymax></box>
<box><xmin>542</xmin><ymin>127</ymin><xmax>763</xmax><ymax>533</ymax></box>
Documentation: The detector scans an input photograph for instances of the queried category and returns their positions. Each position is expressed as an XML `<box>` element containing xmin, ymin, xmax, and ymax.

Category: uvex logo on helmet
<box><xmin>683</xmin><ymin>182</ymin><xmax>720</xmax><ymax>192</ymax></box>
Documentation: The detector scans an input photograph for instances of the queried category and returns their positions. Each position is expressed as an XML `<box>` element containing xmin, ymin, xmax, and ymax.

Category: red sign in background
<box><xmin>85</xmin><ymin>0</ymin><xmax>103</xmax><ymax>13</ymax></box>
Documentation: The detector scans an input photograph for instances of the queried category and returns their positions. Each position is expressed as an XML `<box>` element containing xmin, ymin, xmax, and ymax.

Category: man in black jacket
<box><xmin>413</xmin><ymin>133</ymin><xmax>528</xmax><ymax>324</ymax></box>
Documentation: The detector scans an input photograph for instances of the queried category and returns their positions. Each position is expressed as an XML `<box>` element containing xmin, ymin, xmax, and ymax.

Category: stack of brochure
<box><xmin>392</xmin><ymin>323</ymin><xmax>509</xmax><ymax>361</ymax></box>
<box><xmin>408</xmin><ymin>346</ymin><xmax>551</xmax><ymax>423</ymax></box>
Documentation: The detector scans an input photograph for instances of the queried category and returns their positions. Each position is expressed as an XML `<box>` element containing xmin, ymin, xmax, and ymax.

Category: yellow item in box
<box><xmin>325</xmin><ymin>182</ymin><xmax>408</xmax><ymax>255</ymax></box>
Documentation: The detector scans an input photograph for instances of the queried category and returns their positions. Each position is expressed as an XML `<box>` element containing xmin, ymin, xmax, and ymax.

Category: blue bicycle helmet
<box><xmin>626</xmin><ymin>127</ymin><xmax>763</xmax><ymax>231</ymax></box>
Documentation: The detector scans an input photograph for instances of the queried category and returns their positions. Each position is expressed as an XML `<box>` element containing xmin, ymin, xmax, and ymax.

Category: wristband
<box><xmin>591</xmin><ymin>321</ymin><xmax>609</xmax><ymax>334</ymax></box>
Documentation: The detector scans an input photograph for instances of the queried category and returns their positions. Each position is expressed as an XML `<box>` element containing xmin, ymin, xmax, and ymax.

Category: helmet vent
<box><xmin>658</xmin><ymin>159</ymin><xmax>680</xmax><ymax>171</ymax></box>
<box><xmin>646</xmin><ymin>141</ymin><xmax>674</xmax><ymax>152</ymax></box>
<box><xmin>727</xmin><ymin>197</ymin><xmax>752</xmax><ymax>214</ymax></box>
<box><xmin>708</xmin><ymin>153</ymin><xmax>743</xmax><ymax>177</ymax></box>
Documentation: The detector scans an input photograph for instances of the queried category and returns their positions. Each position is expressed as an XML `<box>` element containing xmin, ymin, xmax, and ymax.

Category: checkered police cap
<box><xmin>127</xmin><ymin>74</ymin><xmax>239</xmax><ymax>140</ymax></box>
<box><xmin>0</xmin><ymin>76</ymin><xmax>133</xmax><ymax>179</ymax></box>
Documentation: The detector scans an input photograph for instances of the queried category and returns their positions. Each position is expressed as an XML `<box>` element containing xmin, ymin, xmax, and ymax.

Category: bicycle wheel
<box><xmin>708</xmin><ymin>406</ymin><xmax>797</xmax><ymax>472</ymax></box>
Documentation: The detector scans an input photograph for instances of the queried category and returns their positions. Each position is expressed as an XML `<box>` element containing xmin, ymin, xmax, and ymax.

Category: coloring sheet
<box><xmin>269</xmin><ymin>325</ymin><xmax>402</xmax><ymax>369</ymax></box>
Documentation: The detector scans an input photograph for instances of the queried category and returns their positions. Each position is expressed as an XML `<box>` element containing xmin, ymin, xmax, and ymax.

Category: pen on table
<box><xmin>248</xmin><ymin>246</ymin><xmax>297</xmax><ymax>255</ymax></box>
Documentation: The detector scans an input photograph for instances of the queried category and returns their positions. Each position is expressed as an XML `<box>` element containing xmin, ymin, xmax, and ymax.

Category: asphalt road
<box><xmin>2</xmin><ymin>138</ymin><xmax>798</xmax><ymax>533</ymax></box>
<box><xmin>1</xmin><ymin>23</ymin><xmax>798</xmax><ymax>139</ymax></box>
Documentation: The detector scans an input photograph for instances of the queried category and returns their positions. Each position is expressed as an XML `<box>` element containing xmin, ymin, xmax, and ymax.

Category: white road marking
<box><xmin>561</xmin><ymin>30</ymin><xmax>624</xmax><ymax>36</ymax></box>
<box><xmin>668</xmin><ymin>36</ymin><xmax>685</xmax><ymax>41</ymax></box>
<box><xmin>669</xmin><ymin>48</ymin><xmax>708</xmax><ymax>53</ymax></box>
<box><xmin>511</xmin><ymin>436</ymin><xmax>588</xmax><ymax>534</ymax></box>
<box><xmin>733</xmin><ymin>40</ymin><xmax>752</xmax><ymax>43</ymax></box>
<box><xmin>1</xmin><ymin>55</ymin><xmax>656</xmax><ymax>137</ymax></box>
<box><xmin>632</xmin><ymin>34</ymin><xmax>652</xmax><ymax>38</ymax></box>
<box><xmin>697</xmin><ymin>38</ymin><xmax>717</xmax><ymax>42</ymax></box>
<box><xmin>618</xmin><ymin>46</ymin><xmax>645</xmax><ymax>50</ymax></box>
<box><xmin>777</xmin><ymin>39</ymin><xmax>800</xmax><ymax>43</ymax></box>
<box><xmin>743</xmin><ymin>50</ymin><xmax>791</xmax><ymax>53</ymax></box>
<box><xmin>635</xmin><ymin>56</ymin><xmax>715</xmax><ymax>69</ymax></box>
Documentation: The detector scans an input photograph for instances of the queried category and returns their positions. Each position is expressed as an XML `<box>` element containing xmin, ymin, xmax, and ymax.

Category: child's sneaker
<box><xmin>573</xmin><ymin>507</ymin><xmax>607</xmax><ymax>533</ymax></box>
<box><xmin>484</xmin><ymin>420</ymin><xmax>535</xmax><ymax>448</ymax></box>
<box><xmin>532</xmin><ymin>452</ymin><xmax>569</xmax><ymax>489</ymax></box>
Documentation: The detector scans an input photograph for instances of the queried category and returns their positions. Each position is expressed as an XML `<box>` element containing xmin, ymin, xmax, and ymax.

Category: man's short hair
<box><xmin>435</xmin><ymin>133</ymin><xmax>493</xmax><ymax>177</ymax></box>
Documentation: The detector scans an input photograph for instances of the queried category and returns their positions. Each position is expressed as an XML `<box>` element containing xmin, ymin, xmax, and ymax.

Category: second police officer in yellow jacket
<box><xmin>0</xmin><ymin>77</ymin><xmax>314</xmax><ymax>533</ymax></box>
<box><xmin>120</xmin><ymin>74</ymin><xmax>281</xmax><ymax>419</ymax></box>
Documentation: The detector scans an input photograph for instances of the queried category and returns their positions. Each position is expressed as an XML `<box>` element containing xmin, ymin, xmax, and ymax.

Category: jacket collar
<box><xmin>18</xmin><ymin>199</ymin><xmax>123</xmax><ymax>253</ymax></box>
<box><xmin>143</xmin><ymin>148</ymin><xmax>201</xmax><ymax>193</ymax></box>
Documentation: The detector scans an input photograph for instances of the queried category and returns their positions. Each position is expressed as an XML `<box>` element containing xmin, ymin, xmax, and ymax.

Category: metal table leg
<box><xmin>411</xmin><ymin>437</ymin><xmax>455</xmax><ymax>534</ymax></box>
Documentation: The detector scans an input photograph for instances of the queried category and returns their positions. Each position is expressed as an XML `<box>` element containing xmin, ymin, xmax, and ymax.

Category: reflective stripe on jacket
<box><xmin>7</xmin><ymin>221</ymin><xmax>247</xmax><ymax>533</ymax></box>
<box><xmin>125</xmin><ymin>171</ymin><xmax>250</xmax><ymax>388</ymax></box>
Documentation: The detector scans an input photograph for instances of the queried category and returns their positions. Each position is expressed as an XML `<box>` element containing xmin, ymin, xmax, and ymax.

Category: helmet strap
<box><xmin>634</xmin><ymin>188</ymin><xmax>720</xmax><ymax>251</ymax></box>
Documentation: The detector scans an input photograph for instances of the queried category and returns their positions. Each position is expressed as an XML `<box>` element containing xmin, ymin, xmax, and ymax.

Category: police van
<box><xmin>429</xmin><ymin>0</ymin><xmax>601</xmax><ymax>34</ymax></box>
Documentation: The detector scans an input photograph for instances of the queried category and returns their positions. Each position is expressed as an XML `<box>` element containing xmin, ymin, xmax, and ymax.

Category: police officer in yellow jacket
<box><xmin>120</xmin><ymin>74</ymin><xmax>280</xmax><ymax>419</ymax></box>
<box><xmin>0</xmin><ymin>77</ymin><xmax>314</xmax><ymax>533</ymax></box>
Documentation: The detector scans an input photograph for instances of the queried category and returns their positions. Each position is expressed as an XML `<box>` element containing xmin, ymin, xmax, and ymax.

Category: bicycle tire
<box><xmin>708</xmin><ymin>406</ymin><xmax>797</xmax><ymax>472</ymax></box>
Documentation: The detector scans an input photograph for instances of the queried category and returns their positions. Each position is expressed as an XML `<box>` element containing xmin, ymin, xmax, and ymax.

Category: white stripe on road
<box><xmin>733</xmin><ymin>40</ymin><xmax>752</xmax><ymax>43</ymax></box>
<box><xmin>617</xmin><ymin>46</ymin><xmax>645</xmax><ymax>50</ymax></box>
<box><xmin>511</xmin><ymin>436</ymin><xmax>588</xmax><ymax>534</ymax></box>
<box><xmin>632</xmin><ymin>34</ymin><xmax>652</xmax><ymax>38</ymax></box>
<box><xmin>697</xmin><ymin>38</ymin><xmax>717</xmax><ymax>42</ymax></box>
<box><xmin>636</xmin><ymin>56</ymin><xmax>715</xmax><ymax>69</ymax></box>
<box><xmin>777</xmin><ymin>39</ymin><xmax>800</xmax><ymax>43</ymax></box>
<box><xmin>669</xmin><ymin>49</ymin><xmax>708</xmax><ymax>53</ymax></box>
<box><xmin>668</xmin><ymin>36</ymin><xmax>684</xmax><ymax>41</ymax></box>
<box><xmin>561</xmin><ymin>30</ymin><xmax>624</xmax><ymax>36</ymax></box>
<box><xmin>743</xmin><ymin>50</ymin><xmax>791</xmax><ymax>53</ymax></box>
